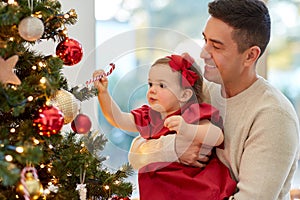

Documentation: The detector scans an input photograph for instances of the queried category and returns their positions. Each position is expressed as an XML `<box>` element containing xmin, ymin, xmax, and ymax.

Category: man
<box><xmin>128</xmin><ymin>0</ymin><xmax>300</xmax><ymax>199</ymax></box>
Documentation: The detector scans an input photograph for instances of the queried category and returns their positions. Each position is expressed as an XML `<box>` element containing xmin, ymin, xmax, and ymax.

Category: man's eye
<box><xmin>213</xmin><ymin>45</ymin><xmax>220</xmax><ymax>49</ymax></box>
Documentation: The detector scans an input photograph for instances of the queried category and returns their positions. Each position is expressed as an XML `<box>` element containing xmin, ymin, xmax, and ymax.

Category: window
<box><xmin>95</xmin><ymin>0</ymin><xmax>300</xmax><ymax>195</ymax></box>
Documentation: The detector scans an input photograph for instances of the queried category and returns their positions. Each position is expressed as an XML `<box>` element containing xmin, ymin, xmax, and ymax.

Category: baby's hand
<box><xmin>164</xmin><ymin>115</ymin><xmax>187</xmax><ymax>134</ymax></box>
<box><xmin>93</xmin><ymin>69</ymin><xmax>108</xmax><ymax>93</ymax></box>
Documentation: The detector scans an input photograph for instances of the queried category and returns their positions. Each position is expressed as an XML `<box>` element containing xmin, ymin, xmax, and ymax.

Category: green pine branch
<box><xmin>70</xmin><ymin>85</ymin><xmax>98</xmax><ymax>102</ymax></box>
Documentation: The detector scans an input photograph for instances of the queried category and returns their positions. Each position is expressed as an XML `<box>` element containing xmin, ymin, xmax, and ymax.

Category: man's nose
<box><xmin>200</xmin><ymin>46</ymin><xmax>211</xmax><ymax>59</ymax></box>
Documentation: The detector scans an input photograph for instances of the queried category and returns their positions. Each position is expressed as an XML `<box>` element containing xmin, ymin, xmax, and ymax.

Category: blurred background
<box><xmin>57</xmin><ymin>0</ymin><xmax>300</xmax><ymax>197</ymax></box>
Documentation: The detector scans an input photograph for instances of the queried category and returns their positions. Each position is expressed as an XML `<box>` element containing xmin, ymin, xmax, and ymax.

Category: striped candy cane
<box><xmin>20</xmin><ymin>167</ymin><xmax>39</xmax><ymax>200</ymax></box>
<box><xmin>85</xmin><ymin>63</ymin><xmax>115</xmax><ymax>86</ymax></box>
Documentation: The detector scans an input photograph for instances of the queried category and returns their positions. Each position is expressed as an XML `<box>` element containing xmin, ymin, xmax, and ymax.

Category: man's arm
<box><xmin>128</xmin><ymin>133</ymin><xmax>212</xmax><ymax>169</ymax></box>
<box><xmin>232</xmin><ymin>109</ymin><xmax>299</xmax><ymax>199</ymax></box>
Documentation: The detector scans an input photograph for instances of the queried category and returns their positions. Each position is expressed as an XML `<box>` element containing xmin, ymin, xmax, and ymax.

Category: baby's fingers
<box><xmin>164</xmin><ymin>116</ymin><xmax>181</xmax><ymax>131</ymax></box>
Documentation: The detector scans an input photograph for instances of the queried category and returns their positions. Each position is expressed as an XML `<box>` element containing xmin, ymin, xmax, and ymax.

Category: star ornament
<box><xmin>0</xmin><ymin>55</ymin><xmax>21</xmax><ymax>85</ymax></box>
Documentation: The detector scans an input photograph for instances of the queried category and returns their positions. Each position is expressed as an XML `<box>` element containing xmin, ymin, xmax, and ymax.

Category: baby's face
<box><xmin>147</xmin><ymin>64</ymin><xmax>184</xmax><ymax>117</ymax></box>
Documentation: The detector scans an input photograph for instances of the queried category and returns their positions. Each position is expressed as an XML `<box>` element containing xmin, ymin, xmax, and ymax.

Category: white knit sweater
<box><xmin>128</xmin><ymin>77</ymin><xmax>299</xmax><ymax>200</ymax></box>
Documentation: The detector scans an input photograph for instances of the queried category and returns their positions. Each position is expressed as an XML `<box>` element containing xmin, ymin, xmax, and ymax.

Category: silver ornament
<box><xmin>18</xmin><ymin>16</ymin><xmax>44</xmax><ymax>41</ymax></box>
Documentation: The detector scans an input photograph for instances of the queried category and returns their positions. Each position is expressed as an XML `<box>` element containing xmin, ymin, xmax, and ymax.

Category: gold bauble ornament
<box><xmin>50</xmin><ymin>89</ymin><xmax>79</xmax><ymax>124</ymax></box>
<box><xmin>16</xmin><ymin>172</ymin><xmax>43</xmax><ymax>200</ymax></box>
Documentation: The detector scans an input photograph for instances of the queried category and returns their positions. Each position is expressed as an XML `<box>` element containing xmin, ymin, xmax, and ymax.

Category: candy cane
<box><xmin>20</xmin><ymin>167</ymin><xmax>39</xmax><ymax>200</ymax></box>
<box><xmin>85</xmin><ymin>63</ymin><xmax>115</xmax><ymax>86</ymax></box>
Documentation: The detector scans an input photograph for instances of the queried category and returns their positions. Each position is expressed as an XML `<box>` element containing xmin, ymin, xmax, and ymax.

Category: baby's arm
<box><xmin>164</xmin><ymin>116</ymin><xmax>223</xmax><ymax>147</ymax></box>
<box><xmin>93</xmin><ymin>70</ymin><xmax>138</xmax><ymax>132</ymax></box>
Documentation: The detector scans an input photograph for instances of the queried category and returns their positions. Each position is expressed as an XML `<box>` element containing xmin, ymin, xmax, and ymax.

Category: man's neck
<box><xmin>221</xmin><ymin>75</ymin><xmax>258</xmax><ymax>98</ymax></box>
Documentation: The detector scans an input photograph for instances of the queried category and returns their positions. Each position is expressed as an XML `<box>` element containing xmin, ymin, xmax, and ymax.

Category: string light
<box><xmin>69</xmin><ymin>9</ymin><xmax>76</xmax><ymax>16</ymax></box>
<box><xmin>40</xmin><ymin>77</ymin><xmax>46</xmax><ymax>84</ymax></box>
<box><xmin>10</xmin><ymin>128</ymin><xmax>16</xmax><ymax>133</ymax></box>
<box><xmin>38</xmin><ymin>61</ymin><xmax>46</xmax><ymax>68</ymax></box>
<box><xmin>62</xmin><ymin>29</ymin><xmax>68</xmax><ymax>36</ymax></box>
<box><xmin>27</xmin><ymin>96</ymin><xmax>34</xmax><ymax>101</ymax></box>
<box><xmin>32</xmin><ymin>65</ymin><xmax>37</xmax><ymax>70</ymax></box>
<box><xmin>11</xmin><ymin>85</ymin><xmax>17</xmax><ymax>90</ymax></box>
<box><xmin>15</xmin><ymin>146</ymin><xmax>24</xmax><ymax>153</ymax></box>
<box><xmin>5</xmin><ymin>155</ymin><xmax>13</xmax><ymax>162</ymax></box>
<box><xmin>64</xmin><ymin>14</ymin><xmax>70</xmax><ymax>19</ymax></box>
<box><xmin>33</xmin><ymin>138</ymin><xmax>40</xmax><ymax>145</ymax></box>
<box><xmin>104</xmin><ymin>185</ymin><xmax>110</xmax><ymax>190</ymax></box>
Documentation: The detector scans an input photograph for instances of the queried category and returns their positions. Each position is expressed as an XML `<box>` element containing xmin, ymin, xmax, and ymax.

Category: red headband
<box><xmin>167</xmin><ymin>54</ymin><xmax>199</xmax><ymax>87</ymax></box>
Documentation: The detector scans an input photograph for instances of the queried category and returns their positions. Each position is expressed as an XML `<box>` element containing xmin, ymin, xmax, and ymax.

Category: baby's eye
<box><xmin>148</xmin><ymin>82</ymin><xmax>153</xmax><ymax>87</ymax></box>
<box><xmin>159</xmin><ymin>83</ymin><xmax>167</xmax><ymax>88</ymax></box>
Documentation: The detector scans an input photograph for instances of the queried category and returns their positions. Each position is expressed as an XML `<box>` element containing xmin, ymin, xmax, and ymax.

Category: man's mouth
<box><xmin>205</xmin><ymin>64</ymin><xmax>217</xmax><ymax>69</ymax></box>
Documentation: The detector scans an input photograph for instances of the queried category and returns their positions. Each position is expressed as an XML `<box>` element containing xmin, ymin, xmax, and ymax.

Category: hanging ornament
<box><xmin>16</xmin><ymin>167</ymin><xmax>43</xmax><ymax>200</ymax></box>
<box><xmin>18</xmin><ymin>16</ymin><xmax>44</xmax><ymax>42</ymax></box>
<box><xmin>111</xmin><ymin>196</ymin><xmax>130</xmax><ymax>200</ymax></box>
<box><xmin>33</xmin><ymin>105</ymin><xmax>64</xmax><ymax>136</ymax></box>
<box><xmin>76</xmin><ymin>168</ymin><xmax>87</xmax><ymax>200</ymax></box>
<box><xmin>50</xmin><ymin>89</ymin><xmax>79</xmax><ymax>124</ymax></box>
<box><xmin>0</xmin><ymin>55</ymin><xmax>21</xmax><ymax>85</ymax></box>
<box><xmin>56</xmin><ymin>38</ymin><xmax>83</xmax><ymax>66</ymax></box>
<box><xmin>71</xmin><ymin>113</ymin><xmax>91</xmax><ymax>134</ymax></box>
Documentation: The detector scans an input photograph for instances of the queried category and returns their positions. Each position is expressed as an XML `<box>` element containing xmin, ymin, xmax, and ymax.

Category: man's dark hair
<box><xmin>208</xmin><ymin>0</ymin><xmax>271</xmax><ymax>57</ymax></box>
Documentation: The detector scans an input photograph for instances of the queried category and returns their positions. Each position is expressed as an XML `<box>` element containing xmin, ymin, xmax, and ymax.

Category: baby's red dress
<box><xmin>131</xmin><ymin>102</ymin><xmax>236</xmax><ymax>200</ymax></box>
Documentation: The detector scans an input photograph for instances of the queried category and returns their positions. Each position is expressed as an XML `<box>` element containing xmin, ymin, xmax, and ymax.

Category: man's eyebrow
<box><xmin>202</xmin><ymin>32</ymin><xmax>224</xmax><ymax>45</ymax></box>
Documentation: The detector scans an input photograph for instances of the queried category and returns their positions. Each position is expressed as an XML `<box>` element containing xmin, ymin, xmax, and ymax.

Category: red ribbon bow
<box><xmin>167</xmin><ymin>54</ymin><xmax>199</xmax><ymax>87</ymax></box>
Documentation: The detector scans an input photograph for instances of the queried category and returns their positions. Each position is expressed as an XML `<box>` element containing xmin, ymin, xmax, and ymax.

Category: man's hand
<box><xmin>175</xmin><ymin>133</ymin><xmax>212</xmax><ymax>167</ymax></box>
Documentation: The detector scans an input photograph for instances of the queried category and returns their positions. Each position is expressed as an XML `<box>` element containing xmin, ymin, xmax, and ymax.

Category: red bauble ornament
<box><xmin>111</xmin><ymin>196</ymin><xmax>130</xmax><ymax>200</ymax></box>
<box><xmin>33</xmin><ymin>105</ymin><xmax>64</xmax><ymax>136</ymax></box>
<box><xmin>71</xmin><ymin>113</ymin><xmax>92</xmax><ymax>134</ymax></box>
<box><xmin>56</xmin><ymin>38</ymin><xmax>83</xmax><ymax>66</ymax></box>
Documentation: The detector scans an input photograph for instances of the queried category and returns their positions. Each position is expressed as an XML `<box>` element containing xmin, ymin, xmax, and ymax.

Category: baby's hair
<box><xmin>151</xmin><ymin>57</ymin><xmax>204</xmax><ymax>103</ymax></box>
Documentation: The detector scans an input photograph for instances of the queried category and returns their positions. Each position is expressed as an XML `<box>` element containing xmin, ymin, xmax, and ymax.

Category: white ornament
<box><xmin>48</xmin><ymin>185</ymin><xmax>59</xmax><ymax>193</ymax></box>
<box><xmin>76</xmin><ymin>184</ymin><xmax>87</xmax><ymax>200</ymax></box>
<box><xmin>18</xmin><ymin>16</ymin><xmax>44</xmax><ymax>41</ymax></box>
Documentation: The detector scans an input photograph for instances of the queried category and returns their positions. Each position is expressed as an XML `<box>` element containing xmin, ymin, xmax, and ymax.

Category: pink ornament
<box><xmin>56</xmin><ymin>38</ymin><xmax>83</xmax><ymax>66</ymax></box>
<box><xmin>71</xmin><ymin>114</ymin><xmax>92</xmax><ymax>134</ymax></box>
<box><xmin>33</xmin><ymin>105</ymin><xmax>64</xmax><ymax>136</ymax></box>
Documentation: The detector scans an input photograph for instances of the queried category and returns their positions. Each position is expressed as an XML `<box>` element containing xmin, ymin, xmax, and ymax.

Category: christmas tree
<box><xmin>0</xmin><ymin>0</ymin><xmax>133</xmax><ymax>199</ymax></box>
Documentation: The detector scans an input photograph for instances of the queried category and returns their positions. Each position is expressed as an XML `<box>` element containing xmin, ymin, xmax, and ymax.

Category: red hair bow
<box><xmin>167</xmin><ymin>54</ymin><xmax>199</xmax><ymax>87</ymax></box>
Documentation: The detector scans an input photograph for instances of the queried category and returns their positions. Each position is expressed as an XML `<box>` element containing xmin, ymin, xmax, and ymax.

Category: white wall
<box><xmin>59</xmin><ymin>0</ymin><xmax>98</xmax><ymax>130</ymax></box>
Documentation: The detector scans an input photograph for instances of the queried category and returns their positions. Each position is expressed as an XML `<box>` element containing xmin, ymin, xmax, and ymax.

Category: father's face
<box><xmin>200</xmin><ymin>16</ymin><xmax>244</xmax><ymax>87</ymax></box>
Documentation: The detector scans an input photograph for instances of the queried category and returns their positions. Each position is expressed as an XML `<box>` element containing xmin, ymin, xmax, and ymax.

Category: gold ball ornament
<box><xmin>50</xmin><ymin>89</ymin><xmax>79</xmax><ymax>124</ymax></box>
<box><xmin>16</xmin><ymin>172</ymin><xmax>43</xmax><ymax>200</ymax></box>
<box><xmin>18</xmin><ymin>16</ymin><xmax>44</xmax><ymax>41</ymax></box>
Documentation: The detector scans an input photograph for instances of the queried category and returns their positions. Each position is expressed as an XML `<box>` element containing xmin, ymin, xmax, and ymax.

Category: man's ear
<box><xmin>244</xmin><ymin>46</ymin><xmax>261</xmax><ymax>67</ymax></box>
<box><xmin>180</xmin><ymin>88</ymin><xmax>193</xmax><ymax>102</ymax></box>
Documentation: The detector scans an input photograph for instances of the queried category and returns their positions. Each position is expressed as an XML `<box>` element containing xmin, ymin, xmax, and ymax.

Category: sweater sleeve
<box><xmin>128</xmin><ymin>134</ymin><xmax>178</xmax><ymax>170</ymax></box>
<box><xmin>233</xmin><ymin>107</ymin><xmax>299</xmax><ymax>200</ymax></box>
